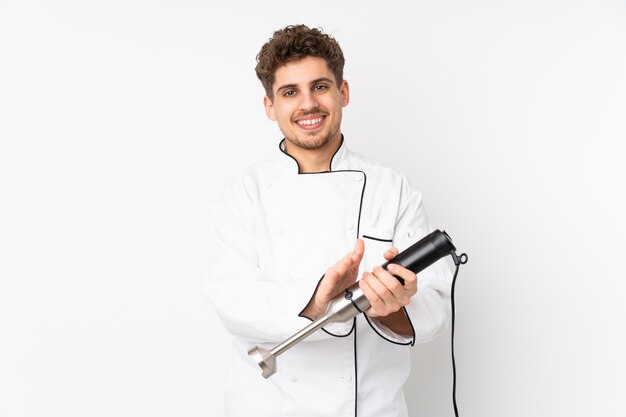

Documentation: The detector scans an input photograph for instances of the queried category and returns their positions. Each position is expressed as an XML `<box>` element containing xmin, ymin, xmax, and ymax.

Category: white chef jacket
<box><xmin>205</xmin><ymin>138</ymin><xmax>452</xmax><ymax>417</ymax></box>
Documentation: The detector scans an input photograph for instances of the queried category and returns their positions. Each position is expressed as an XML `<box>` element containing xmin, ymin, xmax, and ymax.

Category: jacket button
<box><xmin>344</xmin><ymin>374</ymin><xmax>353</xmax><ymax>382</ymax></box>
<box><xmin>353</xmin><ymin>174</ymin><xmax>363</xmax><ymax>182</ymax></box>
<box><xmin>346</xmin><ymin>223</ymin><xmax>354</xmax><ymax>231</ymax></box>
<box><xmin>288</xmin><ymin>376</ymin><xmax>298</xmax><ymax>382</ymax></box>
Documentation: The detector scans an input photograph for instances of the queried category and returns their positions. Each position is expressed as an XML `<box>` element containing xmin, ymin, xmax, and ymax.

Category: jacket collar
<box><xmin>278</xmin><ymin>135</ymin><xmax>347</xmax><ymax>174</ymax></box>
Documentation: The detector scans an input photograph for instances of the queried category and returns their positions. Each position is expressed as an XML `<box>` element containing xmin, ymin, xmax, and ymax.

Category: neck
<box><xmin>285</xmin><ymin>134</ymin><xmax>342</xmax><ymax>173</ymax></box>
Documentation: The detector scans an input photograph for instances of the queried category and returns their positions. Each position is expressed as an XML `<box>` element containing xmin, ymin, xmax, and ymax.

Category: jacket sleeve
<box><xmin>204</xmin><ymin>176</ymin><xmax>353</xmax><ymax>343</ymax></box>
<box><xmin>366</xmin><ymin>178</ymin><xmax>453</xmax><ymax>345</ymax></box>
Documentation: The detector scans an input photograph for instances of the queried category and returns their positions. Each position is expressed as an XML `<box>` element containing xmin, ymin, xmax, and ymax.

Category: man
<box><xmin>205</xmin><ymin>25</ymin><xmax>452</xmax><ymax>417</ymax></box>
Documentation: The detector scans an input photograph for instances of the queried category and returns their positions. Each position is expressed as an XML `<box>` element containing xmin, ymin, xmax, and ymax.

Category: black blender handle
<box><xmin>381</xmin><ymin>230</ymin><xmax>456</xmax><ymax>285</ymax></box>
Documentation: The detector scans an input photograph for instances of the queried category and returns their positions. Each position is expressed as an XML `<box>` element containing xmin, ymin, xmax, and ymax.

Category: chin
<box><xmin>283</xmin><ymin>132</ymin><xmax>327</xmax><ymax>150</ymax></box>
<box><xmin>301</xmin><ymin>137</ymin><xmax>333</xmax><ymax>150</ymax></box>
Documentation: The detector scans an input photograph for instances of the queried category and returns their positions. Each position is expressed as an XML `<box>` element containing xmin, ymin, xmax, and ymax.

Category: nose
<box><xmin>299</xmin><ymin>91</ymin><xmax>319</xmax><ymax>111</ymax></box>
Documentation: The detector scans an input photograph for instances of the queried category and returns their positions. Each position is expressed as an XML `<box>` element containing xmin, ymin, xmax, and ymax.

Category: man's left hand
<box><xmin>358</xmin><ymin>247</ymin><xmax>418</xmax><ymax>318</ymax></box>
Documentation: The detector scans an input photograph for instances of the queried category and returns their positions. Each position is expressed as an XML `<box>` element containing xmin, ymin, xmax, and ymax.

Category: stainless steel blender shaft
<box><xmin>247</xmin><ymin>282</ymin><xmax>370</xmax><ymax>378</ymax></box>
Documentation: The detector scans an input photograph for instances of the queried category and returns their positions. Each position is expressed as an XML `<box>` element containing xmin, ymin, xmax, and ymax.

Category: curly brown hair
<box><xmin>255</xmin><ymin>24</ymin><xmax>345</xmax><ymax>100</ymax></box>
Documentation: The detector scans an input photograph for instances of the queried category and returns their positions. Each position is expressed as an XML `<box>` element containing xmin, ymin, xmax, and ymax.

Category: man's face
<box><xmin>264</xmin><ymin>56</ymin><xmax>349</xmax><ymax>152</ymax></box>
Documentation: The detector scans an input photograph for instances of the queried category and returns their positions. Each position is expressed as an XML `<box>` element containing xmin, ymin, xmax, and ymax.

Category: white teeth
<box><xmin>298</xmin><ymin>117</ymin><xmax>322</xmax><ymax>126</ymax></box>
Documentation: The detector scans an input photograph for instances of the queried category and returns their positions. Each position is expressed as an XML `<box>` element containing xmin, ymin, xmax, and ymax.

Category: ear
<box><xmin>263</xmin><ymin>95</ymin><xmax>276</xmax><ymax>121</ymax></box>
<box><xmin>340</xmin><ymin>80</ymin><xmax>350</xmax><ymax>107</ymax></box>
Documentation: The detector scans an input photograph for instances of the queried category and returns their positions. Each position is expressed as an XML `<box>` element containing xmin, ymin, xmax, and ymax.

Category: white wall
<box><xmin>1</xmin><ymin>1</ymin><xmax>624</xmax><ymax>416</ymax></box>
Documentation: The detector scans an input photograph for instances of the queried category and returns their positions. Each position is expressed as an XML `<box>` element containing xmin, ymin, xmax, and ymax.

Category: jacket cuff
<box><xmin>363</xmin><ymin>307</ymin><xmax>415</xmax><ymax>346</ymax></box>
<box><xmin>320</xmin><ymin>319</ymin><xmax>355</xmax><ymax>337</ymax></box>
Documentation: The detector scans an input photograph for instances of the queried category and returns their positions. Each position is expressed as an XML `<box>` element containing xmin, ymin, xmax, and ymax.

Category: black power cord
<box><xmin>450</xmin><ymin>251</ymin><xmax>468</xmax><ymax>417</ymax></box>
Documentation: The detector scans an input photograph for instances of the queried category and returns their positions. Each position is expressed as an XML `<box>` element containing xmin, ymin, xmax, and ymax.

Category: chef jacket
<box><xmin>205</xmin><ymin>138</ymin><xmax>452</xmax><ymax>417</ymax></box>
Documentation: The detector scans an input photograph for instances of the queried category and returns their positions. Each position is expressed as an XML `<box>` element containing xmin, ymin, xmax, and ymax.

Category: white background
<box><xmin>1</xmin><ymin>1</ymin><xmax>625</xmax><ymax>416</ymax></box>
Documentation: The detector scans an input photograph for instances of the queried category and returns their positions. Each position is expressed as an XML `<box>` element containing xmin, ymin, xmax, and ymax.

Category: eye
<box><xmin>313</xmin><ymin>84</ymin><xmax>328</xmax><ymax>92</ymax></box>
<box><xmin>283</xmin><ymin>89</ymin><xmax>297</xmax><ymax>97</ymax></box>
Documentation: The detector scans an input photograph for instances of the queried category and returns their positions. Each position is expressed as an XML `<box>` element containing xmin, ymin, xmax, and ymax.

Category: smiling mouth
<box><xmin>295</xmin><ymin>115</ymin><xmax>326</xmax><ymax>129</ymax></box>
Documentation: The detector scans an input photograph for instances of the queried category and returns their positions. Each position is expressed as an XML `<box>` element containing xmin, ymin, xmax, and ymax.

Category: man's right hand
<box><xmin>300</xmin><ymin>239</ymin><xmax>365</xmax><ymax>319</ymax></box>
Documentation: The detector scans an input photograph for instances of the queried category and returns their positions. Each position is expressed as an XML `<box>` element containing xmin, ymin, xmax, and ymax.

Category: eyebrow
<box><xmin>275</xmin><ymin>77</ymin><xmax>335</xmax><ymax>95</ymax></box>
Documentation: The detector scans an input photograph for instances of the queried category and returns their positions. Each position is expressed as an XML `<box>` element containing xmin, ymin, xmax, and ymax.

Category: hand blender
<box><xmin>248</xmin><ymin>229</ymin><xmax>458</xmax><ymax>378</ymax></box>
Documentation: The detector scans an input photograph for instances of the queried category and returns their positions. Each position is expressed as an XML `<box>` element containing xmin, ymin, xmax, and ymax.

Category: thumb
<box><xmin>352</xmin><ymin>239</ymin><xmax>365</xmax><ymax>264</ymax></box>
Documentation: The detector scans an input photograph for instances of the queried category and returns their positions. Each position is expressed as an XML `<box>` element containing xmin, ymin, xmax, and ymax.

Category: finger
<box><xmin>358</xmin><ymin>276</ymin><xmax>386</xmax><ymax>317</ymax></box>
<box><xmin>351</xmin><ymin>239</ymin><xmax>365</xmax><ymax>265</ymax></box>
<box><xmin>354</xmin><ymin>239</ymin><xmax>365</xmax><ymax>257</ymax></box>
<box><xmin>383</xmin><ymin>247</ymin><xmax>399</xmax><ymax>261</ymax></box>
<box><xmin>372</xmin><ymin>265</ymin><xmax>407</xmax><ymax>299</ymax></box>
<box><xmin>365</xmin><ymin>272</ymin><xmax>406</xmax><ymax>314</ymax></box>
<box><xmin>387</xmin><ymin>264</ymin><xmax>418</xmax><ymax>293</ymax></box>
<box><xmin>364</xmin><ymin>271</ymin><xmax>395</xmax><ymax>308</ymax></box>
